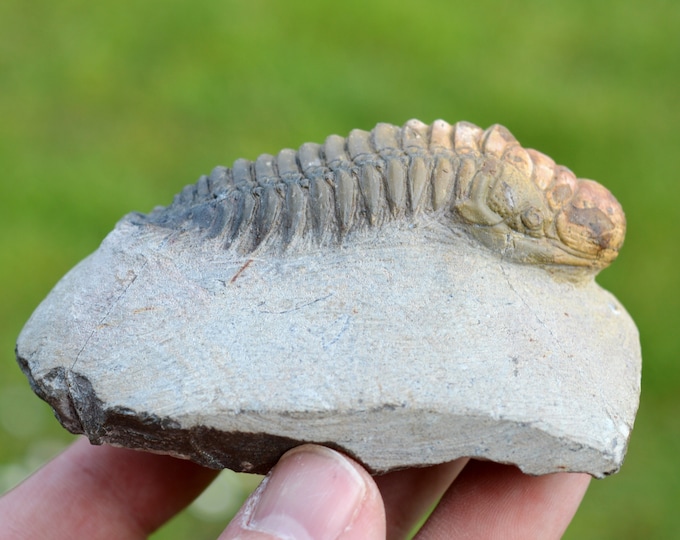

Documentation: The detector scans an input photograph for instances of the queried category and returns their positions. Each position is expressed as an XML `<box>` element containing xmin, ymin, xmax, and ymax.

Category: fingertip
<box><xmin>221</xmin><ymin>444</ymin><xmax>385</xmax><ymax>540</ymax></box>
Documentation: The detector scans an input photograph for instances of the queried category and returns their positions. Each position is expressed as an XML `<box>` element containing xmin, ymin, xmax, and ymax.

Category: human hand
<box><xmin>0</xmin><ymin>437</ymin><xmax>589</xmax><ymax>539</ymax></box>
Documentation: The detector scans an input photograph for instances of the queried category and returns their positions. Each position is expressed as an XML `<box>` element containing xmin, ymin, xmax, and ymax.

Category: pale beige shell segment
<box><xmin>502</xmin><ymin>144</ymin><xmax>534</xmax><ymax>179</ymax></box>
<box><xmin>429</xmin><ymin>119</ymin><xmax>455</xmax><ymax>150</ymax></box>
<box><xmin>546</xmin><ymin>167</ymin><xmax>578</xmax><ymax>211</ymax></box>
<box><xmin>452</xmin><ymin>121</ymin><xmax>484</xmax><ymax>154</ymax></box>
<box><xmin>527</xmin><ymin>148</ymin><xmax>558</xmax><ymax>191</ymax></box>
<box><xmin>480</xmin><ymin>124</ymin><xmax>518</xmax><ymax>157</ymax></box>
<box><xmin>402</xmin><ymin>118</ymin><xmax>429</xmax><ymax>149</ymax></box>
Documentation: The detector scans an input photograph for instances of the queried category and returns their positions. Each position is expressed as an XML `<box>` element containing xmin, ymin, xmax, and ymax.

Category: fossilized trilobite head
<box><xmin>454</xmin><ymin>122</ymin><xmax>626</xmax><ymax>271</ymax></box>
<box><xmin>551</xmin><ymin>179</ymin><xmax>626</xmax><ymax>265</ymax></box>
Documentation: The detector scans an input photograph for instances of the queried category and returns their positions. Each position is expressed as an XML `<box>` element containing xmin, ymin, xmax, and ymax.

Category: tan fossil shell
<box><xmin>139</xmin><ymin>119</ymin><xmax>625</xmax><ymax>275</ymax></box>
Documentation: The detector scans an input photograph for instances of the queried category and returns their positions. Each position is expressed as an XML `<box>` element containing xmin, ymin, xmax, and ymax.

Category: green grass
<box><xmin>1</xmin><ymin>0</ymin><xmax>679</xmax><ymax>537</ymax></box>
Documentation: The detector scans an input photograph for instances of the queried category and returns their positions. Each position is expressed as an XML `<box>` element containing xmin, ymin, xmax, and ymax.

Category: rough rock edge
<box><xmin>17</xmin><ymin>359</ymin><xmax>623</xmax><ymax>477</ymax></box>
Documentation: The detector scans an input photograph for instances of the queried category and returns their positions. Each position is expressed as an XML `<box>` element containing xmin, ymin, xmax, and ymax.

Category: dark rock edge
<box><xmin>16</xmin><ymin>355</ymin><xmax>360</xmax><ymax>475</ymax></box>
<box><xmin>16</xmin><ymin>350</ymin><xmax>623</xmax><ymax>478</ymax></box>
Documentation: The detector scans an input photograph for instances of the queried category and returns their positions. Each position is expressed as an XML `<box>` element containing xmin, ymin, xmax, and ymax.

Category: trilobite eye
<box><xmin>521</xmin><ymin>208</ymin><xmax>543</xmax><ymax>233</ymax></box>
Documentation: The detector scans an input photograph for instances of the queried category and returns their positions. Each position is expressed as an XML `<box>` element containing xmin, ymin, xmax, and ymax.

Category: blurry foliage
<box><xmin>1</xmin><ymin>0</ymin><xmax>678</xmax><ymax>537</ymax></box>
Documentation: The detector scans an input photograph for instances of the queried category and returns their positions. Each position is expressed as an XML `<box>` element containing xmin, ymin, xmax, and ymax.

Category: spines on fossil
<box><xmin>141</xmin><ymin>119</ymin><xmax>626</xmax><ymax>271</ymax></box>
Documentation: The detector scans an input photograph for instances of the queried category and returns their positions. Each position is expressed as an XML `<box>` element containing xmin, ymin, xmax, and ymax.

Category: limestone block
<box><xmin>16</xmin><ymin>120</ymin><xmax>641</xmax><ymax>477</ymax></box>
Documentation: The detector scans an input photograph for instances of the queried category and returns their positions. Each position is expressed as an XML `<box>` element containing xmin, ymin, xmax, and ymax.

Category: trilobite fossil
<box><xmin>138</xmin><ymin>119</ymin><xmax>625</xmax><ymax>273</ymax></box>
<box><xmin>16</xmin><ymin>118</ymin><xmax>640</xmax><ymax>477</ymax></box>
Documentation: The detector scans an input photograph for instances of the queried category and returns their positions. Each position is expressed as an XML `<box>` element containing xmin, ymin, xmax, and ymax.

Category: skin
<box><xmin>0</xmin><ymin>438</ymin><xmax>590</xmax><ymax>539</ymax></box>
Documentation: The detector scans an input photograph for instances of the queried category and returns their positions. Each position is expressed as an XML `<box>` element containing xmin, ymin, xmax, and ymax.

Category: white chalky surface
<box><xmin>16</xmin><ymin>217</ymin><xmax>641</xmax><ymax>476</ymax></box>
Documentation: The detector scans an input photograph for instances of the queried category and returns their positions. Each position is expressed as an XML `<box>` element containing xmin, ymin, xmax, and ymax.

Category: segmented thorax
<box><xmin>141</xmin><ymin>119</ymin><xmax>625</xmax><ymax>274</ymax></box>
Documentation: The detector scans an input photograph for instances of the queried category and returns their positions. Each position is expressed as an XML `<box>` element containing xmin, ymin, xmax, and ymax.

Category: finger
<box><xmin>220</xmin><ymin>444</ymin><xmax>385</xmax><ymax>540</ymax></box>
<box><xmin>0</xmin><ymin>437</ymin><xmax>218</xmax><ymax>539</ymax></box>
<box><xmin>415</xmin><ymin>459</ymin><xmax>590</xmax><ymax>539</ymax></box>
<box><xmin>374</xmin><ymin>458</ymin><xmax>468</xmax><ymax>539</ymax></box>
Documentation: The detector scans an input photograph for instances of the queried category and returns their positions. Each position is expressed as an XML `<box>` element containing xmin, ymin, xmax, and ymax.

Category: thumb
<box><xmin>220</xmin><ymin>444</ymin><xmax>385</xmax><ymax>540</ymax></box>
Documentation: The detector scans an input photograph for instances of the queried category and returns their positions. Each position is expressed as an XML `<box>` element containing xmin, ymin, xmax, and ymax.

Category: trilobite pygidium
<box><xmin>140</xmin><ymin>119</ymin><xmax>625</xmax><ymax>272</ymax></box>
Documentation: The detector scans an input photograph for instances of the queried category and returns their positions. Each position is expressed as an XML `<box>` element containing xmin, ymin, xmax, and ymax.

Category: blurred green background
<box><xmin>1</xmin><ymin>0</ymin><xmax>678</xmax><ymax>537</ymax></box>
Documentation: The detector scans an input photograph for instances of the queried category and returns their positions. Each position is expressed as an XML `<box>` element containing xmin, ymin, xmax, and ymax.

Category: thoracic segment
<box><xmin>141</xmin><ymin>119</ymin><xmax>626</xmax><ymax>272</ymax></box>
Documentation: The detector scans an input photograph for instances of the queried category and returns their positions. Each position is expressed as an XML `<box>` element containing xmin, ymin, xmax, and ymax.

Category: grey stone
<box><xmin>16</xmin><ymin>120</ymin><xmax>641</xmax><ymax>477</ymax></box>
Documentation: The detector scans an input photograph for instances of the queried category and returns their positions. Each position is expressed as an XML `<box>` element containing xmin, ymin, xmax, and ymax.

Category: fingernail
<box><xmin>245</xmin><ymin>445</ymin><xmax>366</xmax><ymax>540</ymax></box>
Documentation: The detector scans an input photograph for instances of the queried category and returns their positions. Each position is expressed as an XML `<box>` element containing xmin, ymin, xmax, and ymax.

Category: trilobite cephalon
<box><xmin>138</xmin><ymin>119</ymin><xmax>625</xmax><ymax>272</ymax></box>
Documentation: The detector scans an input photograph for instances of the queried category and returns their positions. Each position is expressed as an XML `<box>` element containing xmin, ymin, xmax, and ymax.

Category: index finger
<box><xmin>415</xmin><ymin>459</ymin><xmax>590</xmax><ymax>539</ymax></box>
<box><xmin>0</xmin><ymin>437</ymin><xmax>218</xmax><ymax>539</ymax></box>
